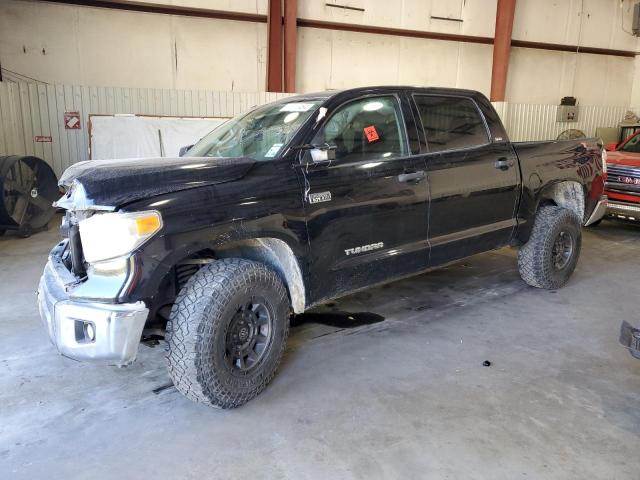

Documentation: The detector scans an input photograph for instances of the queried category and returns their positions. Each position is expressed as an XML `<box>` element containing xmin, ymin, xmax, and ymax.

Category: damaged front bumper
<box><xmin>619</xmin><ymin>321</ymin><xmax>640</xmax><ymax>360</ymax></box>
<box><xmin>607</xmin><ymin>200</ymin><xmax>640</xmax><ymax>220</ymax></box>
<box><xmin>37</xmin><ymin>242</ymin><xmax>148</xmax><ymax>366</ymax></box>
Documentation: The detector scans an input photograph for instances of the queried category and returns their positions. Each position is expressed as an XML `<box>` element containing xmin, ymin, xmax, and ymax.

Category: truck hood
<box><xmin>607</xmin><ymin>150</ymin><xmax>640</xmax><ymax>168</ymax></box>
<box><xmin>57</xmin><ymin>156</ymin><xmax>256</xmax><ymax>210</ymax></box>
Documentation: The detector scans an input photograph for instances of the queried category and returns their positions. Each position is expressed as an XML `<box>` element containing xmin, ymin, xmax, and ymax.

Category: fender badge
<box><xmin>308</xmin><ymin>191</ymin><xmax>332</xmax><ymax>204</ymax></box>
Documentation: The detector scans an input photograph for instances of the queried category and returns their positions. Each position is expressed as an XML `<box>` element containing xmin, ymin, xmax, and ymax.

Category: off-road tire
<box><xmin>166</xmin><ymin>258</ymin><xmax>290</xmax><ymax>408</ymax></box>
<box><xmin>518</xmin><ymin>206</ymin><xmax>582</xmax><ymax>289</ymax></box>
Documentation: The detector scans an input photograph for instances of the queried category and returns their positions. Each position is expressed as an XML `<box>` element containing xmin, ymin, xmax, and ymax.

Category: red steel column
<box><xmin>283</xmin><ymin>0</ymin><xmax>297</xmax><ymax>93</ymax></box>
<box><xmin>266</xmin><ymin>0</ymin><xmax>283</xmax><ymax>92</ymax></box>
<box><xmin>490</xmin><ymin>0</ymin><xmax>517</xmax><ymax>101</ymax></box>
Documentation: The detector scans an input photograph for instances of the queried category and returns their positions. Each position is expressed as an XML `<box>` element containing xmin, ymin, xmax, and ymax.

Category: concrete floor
<box><xmin>1</xmin><ymin>216</ymin><xmax>640</xmax><ymax>479</ymax></box>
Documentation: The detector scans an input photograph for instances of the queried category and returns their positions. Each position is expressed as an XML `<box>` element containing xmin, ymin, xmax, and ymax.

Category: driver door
<box><xmin>299</xmin><ymin>94</ymin><xmax>430</xmax><ymax>305</ymax></box>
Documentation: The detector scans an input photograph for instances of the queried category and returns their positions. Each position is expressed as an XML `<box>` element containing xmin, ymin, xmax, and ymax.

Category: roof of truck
<box><xmin>276</xmin><ymin>86</ymin><xmax>484</xmax><ymax>103</ymax></box>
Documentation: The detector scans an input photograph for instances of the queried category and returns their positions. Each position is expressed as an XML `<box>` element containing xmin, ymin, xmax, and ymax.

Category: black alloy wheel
<box><xmin>552</xmin><ymin>230</ymin><xmax>574</xmax><ymax>270</ymax></box>
<box><xmin>225</xmin><ymin>298</ymin><xmax>273</xmax><ymax>373</ymax></box>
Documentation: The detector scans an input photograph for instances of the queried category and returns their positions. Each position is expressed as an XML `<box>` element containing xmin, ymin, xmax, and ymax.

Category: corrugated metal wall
<box><xmin>1</xmin><ymin>80</ymin><xmax>639</xmax><ymax>177</ymax></box>
<box><xmin>493</xmin><ymin>102</ymin><xmax>638</xmax><ymax>142</ymax></box>
<box><xmin>0</xmin><ymin>81</ymin><xmax>293</xmax><ymax>176</ymax></box>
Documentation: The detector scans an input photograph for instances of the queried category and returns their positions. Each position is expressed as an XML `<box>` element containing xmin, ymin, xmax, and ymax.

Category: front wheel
<box><xmin>165</xmin><ymin>258</ymin><xmax>290</xmax><ymax>408</ymax></box>
<box><xmin>518</xmin><ymin>206</ymin><xmax>582</xmax><ymax>289</ymax></box>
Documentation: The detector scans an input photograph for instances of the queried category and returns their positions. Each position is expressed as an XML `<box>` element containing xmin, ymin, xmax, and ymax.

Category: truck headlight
<box><xmin>602</xmin><ymin>148</ymin><xmax>607</xmax><ymax>175</ymax></box>
<box><xmin>79</xmin><ymin>210</ymin><xmax>162</xmax><ymax>263</ymax></box>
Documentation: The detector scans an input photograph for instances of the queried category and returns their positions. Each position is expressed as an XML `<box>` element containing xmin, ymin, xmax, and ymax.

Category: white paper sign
<box><xmin>280</xmin><ymin>103</ymin><xmax>314</xmax><ymax>112</ymax></box>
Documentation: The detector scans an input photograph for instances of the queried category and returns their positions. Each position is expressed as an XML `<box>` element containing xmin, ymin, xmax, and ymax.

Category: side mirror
<box><xmin>605</xmin><ymin>142</ymin><xmax>618</xmax><ymax>151</ymax></box>
<box><xmin>300</xmin><ymin>145</ymin><xmax>336</xmax><ymax>165</ymax></box>
<box><xmin>179</xmin><ymin>145</ymin><xmax>193</xmax><ymax>157</ymax></box>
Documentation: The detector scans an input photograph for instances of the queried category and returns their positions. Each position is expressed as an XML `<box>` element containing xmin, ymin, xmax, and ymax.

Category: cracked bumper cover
<box><xmin>584</xmin><ymin>196</ymin><xmax>608</xmax><ymax>226</ymax></box>
<box><xmin>607</xmin><ymin>200</ymin><xmax>640</xmax><ymax>219</ymax></box>
<box><xmin>37</xmin><ymin>251</ymin><xmax>148</xmax><ymax>366</ymax></box>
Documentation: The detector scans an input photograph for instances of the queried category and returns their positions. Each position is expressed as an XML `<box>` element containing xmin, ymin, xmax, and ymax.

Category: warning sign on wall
<box><xmin>64</xmin><ymin>111</ymin><xmax>81</xmax><ymax>130</ymax></box>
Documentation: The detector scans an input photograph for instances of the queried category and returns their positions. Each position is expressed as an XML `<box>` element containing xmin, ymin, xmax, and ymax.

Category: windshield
<box><xmin>621</xmin><ymin>131</ymin><xmax>640</xmax><ymax>153</ymax></box>
<box><xmin>187</xmin><ymin>100</ymin><xmax>322</xmax><ymax>160</ymax></box>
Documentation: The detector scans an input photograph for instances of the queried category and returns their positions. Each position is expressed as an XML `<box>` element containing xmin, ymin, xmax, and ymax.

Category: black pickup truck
<box><xmin>38</xmin><ymin>86</ymin><xmax>607</xmax><ymax>408</ymax></box>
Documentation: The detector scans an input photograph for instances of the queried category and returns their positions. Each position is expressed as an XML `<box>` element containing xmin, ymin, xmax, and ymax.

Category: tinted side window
<box><xmin>621</xmin><ymin>133</ymin><xmax>640</xmax><ymax>153</ymax></box>
<box><xmin>414</xmin><ymin>95</ymin><xmax>489</xmax><ymax>152</ymax></box>
<box><xmin>312</xmin><ymin>96</ymin><xmax>407</xmax><ymax>162</ymax></box>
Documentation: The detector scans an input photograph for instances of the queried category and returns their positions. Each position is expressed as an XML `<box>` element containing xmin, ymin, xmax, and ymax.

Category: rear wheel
<box><xmin>165</xmin><ymin>258</ymin><xmax>290</xmax><ymax>408</ymax></box>
<box><xmin>518</xmin><ymin>206</ymin><xmax>582</xmax><ymax>289</ymax></box>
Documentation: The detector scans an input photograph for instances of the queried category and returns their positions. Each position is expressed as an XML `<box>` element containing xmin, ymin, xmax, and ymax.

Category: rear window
<box><xmin>414</xmin><ymin>95</ymin><xmax>489</xmax><ymax>152</ymax></box>
<box><xmin>621</xmin><ymin>132</ymin><xmax>640</xmax><ymax>153</ymax></box>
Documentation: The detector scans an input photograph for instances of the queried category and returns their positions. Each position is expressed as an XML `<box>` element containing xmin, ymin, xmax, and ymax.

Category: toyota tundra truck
<box><xmin>37</xmin><ymin>86</ymin><xmax>607</xmax><ymax>408</ymax></box>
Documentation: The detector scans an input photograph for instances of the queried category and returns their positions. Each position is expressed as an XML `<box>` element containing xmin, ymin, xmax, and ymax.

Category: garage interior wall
<box><xmin>1</xmin><ymin>0</ymin><xmax>639</xmax><ymax>105</ymax></box>
<box><xmin>1</xmin><ymin>0</ymin><xmax>640</xmax><ymax>174</ymax></box>
<box><xmin>0</xmin><ymin>0</ymin><xmax>269</xmax><ymax>92</ymax></box>
<box><xmin>0</xmin><ymin>81</ymin><xmax>293</xmax><ymax>176</ymax></box>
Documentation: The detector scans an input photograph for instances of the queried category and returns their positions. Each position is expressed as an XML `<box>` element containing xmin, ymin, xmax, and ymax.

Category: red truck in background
<box><xmin>605</xmin><ymin>130</ymin><xmax>640</xmax><ymax>221</ymax></box>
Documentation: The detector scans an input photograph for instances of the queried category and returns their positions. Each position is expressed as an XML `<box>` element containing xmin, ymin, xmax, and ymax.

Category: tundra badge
<box><xmin>345</xmin><ymin>242</ymin><xmax>384</xmax><ymax>256</ymax></box>
<box><xmin>308</xmin><ymin>191</ymin><xmax>332</xmax><ymax>204</ymax></box>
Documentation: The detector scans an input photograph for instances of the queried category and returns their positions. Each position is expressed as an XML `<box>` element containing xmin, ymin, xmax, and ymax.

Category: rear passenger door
<box><xmin>412</xmin><ymin>94</ymin><xmax>520</xmax><ymax>267</ymax></box>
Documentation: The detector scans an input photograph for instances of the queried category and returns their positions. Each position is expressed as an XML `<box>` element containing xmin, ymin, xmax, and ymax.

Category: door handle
<box><xmin>398</xmin><ymin>170</ymin><xmax>426</xmax><ymax>183</ymax></box>
<box><xmin>495</xmin><ymin>158</ymin><xmax>514</xmax><ymax>170</ymax></box>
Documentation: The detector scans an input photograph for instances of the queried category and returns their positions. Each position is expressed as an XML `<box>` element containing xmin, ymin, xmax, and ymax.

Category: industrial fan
<box><xmin>556</xmin><ymin>129</ymin><xmax>586</xmax><ymax>140</ymax></box>
<box><xmin>0</xmin><ymin>156</ymin><xmax>58</xmax><ymax>238</ymax></box>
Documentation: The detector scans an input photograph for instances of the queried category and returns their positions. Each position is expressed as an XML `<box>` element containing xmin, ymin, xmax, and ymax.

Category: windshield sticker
<box><xmin>316</xmin><ymin>107</ymin><xmax>328</xmax><ymax>122</ymax></box>
<box><xmin>280</xmin><ymin>103</ymin><xmax>315</xmax><ymax>112</ymax></box>
<box><xmin>264</xmin><ymin>143</ymin><xmax>284</xmax><ymax>158</ymax></box>
<box><xmin>364</xmin><ymin>126</ymin><xmax>380</xmax><ymax>143</ymax></box>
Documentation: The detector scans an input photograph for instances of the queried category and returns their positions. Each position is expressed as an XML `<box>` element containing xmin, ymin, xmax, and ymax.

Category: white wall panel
<box><xmin>296</xmin><ymin>28</ymin><xmax>493</xmax><ymax>96</ymax></box>
<box><xmin>630</xmin><ymin>56</ymin><xmax>640</xmax><ymax>108</ymax></box>
<box><xmin>299</xmin><ymin>0</ymin><xmax>497</xmax><ymax>37</ymax></box>
<box><xmin>76</xmin><ymin>8</ymin><xmax>174</xmax><ymax>89</ymax></box>
<box><xmin>492</xmin><ymin>101</ymin><xmax>639</xmax><ymax>142</ymax></box>
<box><xmin>0</xmin><ymin>0</ymin><xmax>267</xmax><ymax>91</ymax></box>
<box><xmin>0</xmin><ymin>82</ymin><xmax>292</xmax><ymax>177</ymax></box>
<box><xmin>2</xmin><ymin>80</ymin><xmax>638</xmax><ymax>179</ymax></box>
<box><xmin>172</xmin><ymin>16</ymin><xmax>267</xmax><ymax>91</ymax></box>
<box><xmin>1</xmin><ymin>0</ymin><xmax>638</xmax><ymax>104</ymax></box>
<box><xmin>130</xmin><ymin>0</ymin><xmax>267</xmax><ymax>14</ymax></box>
<box><xmin>513</xmin><ymin>0</ymin><xmax>639</xmax><ymax>51</ymax></box>
<box><xmin>506</xmin><ymin>48</ymin><xmax>636</xmax><ymax>106</ymax></box>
